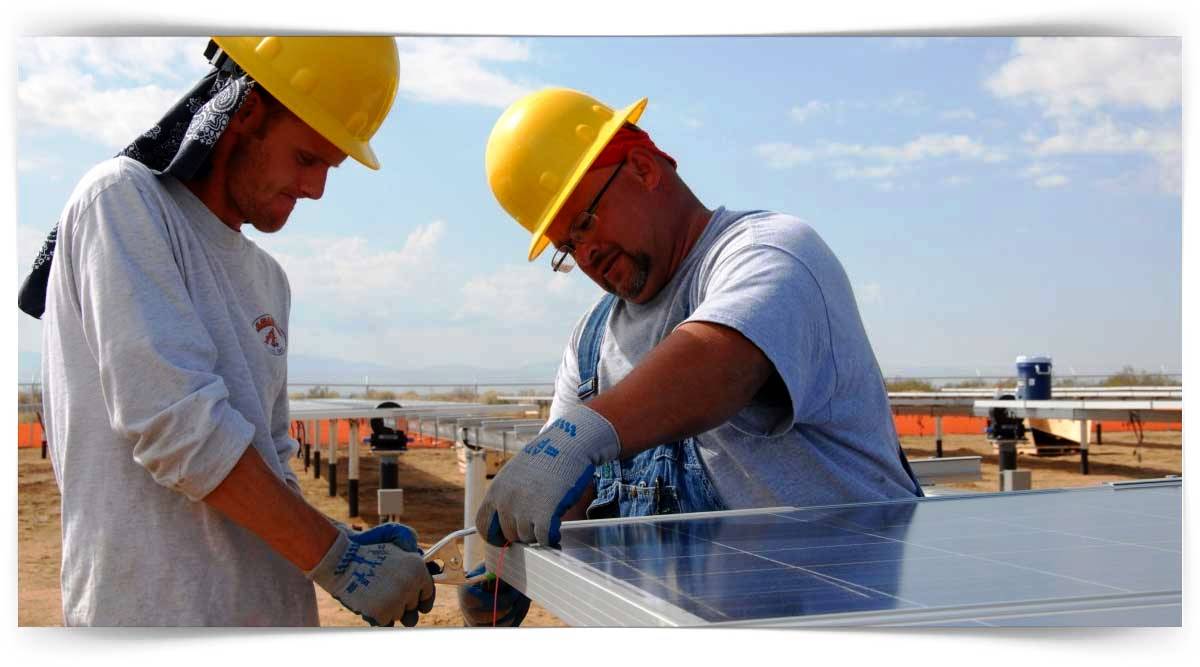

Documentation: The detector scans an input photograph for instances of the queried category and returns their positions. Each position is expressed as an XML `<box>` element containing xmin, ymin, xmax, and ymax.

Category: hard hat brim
<box><xmin>526</xmin><ymin>97</ymin><xmax>648</xmax><ymax>261</ymax></box>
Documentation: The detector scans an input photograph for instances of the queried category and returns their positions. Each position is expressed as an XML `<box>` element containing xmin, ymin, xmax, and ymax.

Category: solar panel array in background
<box><xmin>555</xmin><ymin>483</ymin><xmax>1181</xmax><ymax>626</ymax></box>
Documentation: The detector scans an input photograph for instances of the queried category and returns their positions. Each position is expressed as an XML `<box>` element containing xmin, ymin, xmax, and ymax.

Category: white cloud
<box><xmin>940</xmin><ymin>108</ymin><xmax>977</xmax><ymax>121</ymax></box>
<box><xmin>986</xmin><ymin>38</ymin><xmax>1180</xmax><ymax>194</ymax></box>
<box><xmin>825</xmin><ymin>134</ymin><xmax>989</xmax><ymax>163</ymax></box>
<box><xmin>879</xmin><ymin>92</ymin><xmax>926</xmax><ymax>115</ymax></box>
<box><xmin>16</xmin><ymin>37</ymin><xmax>211</xmax><ymax>149</ymax></box>
<box><xmin>394</xmin><ymin>37</ymin><xmax>538</xmax><ymax>108</ymax></box>
<box><xmin>755</xmin><ymin>142</ymin><xmax>816</xmax><ymax>169</ymax></box>
<box><xmin>1034</xmin><ymin>115</ymin><xmax>1179</xmax><ymax>157</ymax></box>
<box><xmin>1035</xmin><ymin>174</ymin><xmax>1069</xmax><ymax>189</ymax></box>
<box><xmin>758</xmin><ymin>133</ymin><xmax>1004</xmax><ymax>189</ymax></box>
<box><xmin>986</xmin><ymin>38</ymin><xmax>1180</xmax><ymax>117</ymax></box>
<box><xmin>833</xmin><ymin>164</ymin><xmax>896</xmax><ymax>181</ymax></box>
<box><xmin>17</xmin><ymin>153</ymin><xmax>62</xmax><ymax>174</ymax></box>
<box><xmin>251</xmin><ymin>221</ymin><xmax>603</xmax><ymax>369</ymax></box>
<box><xmin>790</xmin><ymin>100</ymin><xmax>829</xmax><ymax>124</ymax></box>
<box><xmin>1021</xmin><ymin>163</ymin><xmax>1070</xmax><ymax>190</ymax></box>
<box><xmin>16</xmin><ymin>223</ymin><xmax>52</xmax><ymax>277</ymax></box>
<box><xmin>682</xmin><ymin>116</ymin><xmax>703</xmax><ymax>129</ymax></box>
<box><xmin>857</xmin><ymin>282</ymin><xmax>883</xmax><ymax>304</ymax></box>
<box><xmin>18</xmin><ymin>67</ymin><xmax>184</xmax><ymax>148</ymax></box>
<box><xmin>263</xmin><ymin>221</ymin><xmax>448</xmax><ymax>315</ymax></box>
<box><xmin>458</xmin><ymin>263</ymin><xmax>595</xmax><ymax>324</ymax></box>
<box><xmin>17</xmin><ymin>37</ymin><xmax>209</xmax><ymax>84</ymax></box>
<box><xmin>1034</xmin><ymin>116</ymin><xmax>1180</xmax><ymax>195</ymax></box>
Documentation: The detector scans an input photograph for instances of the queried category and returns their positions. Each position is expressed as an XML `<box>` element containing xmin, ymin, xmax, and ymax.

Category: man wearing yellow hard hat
<box><xmin>23</xmin><ymin>37</ymin><xmax>435</xmax><ymax>627</ymax></box>
<box><xmin>468</xmin><ymin>87</ymin><xmax>925</xmax><ymax>625</ymax></box>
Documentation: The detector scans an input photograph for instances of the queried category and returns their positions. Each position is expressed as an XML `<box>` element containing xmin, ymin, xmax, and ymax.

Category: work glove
<box><xmin>457</xmin><ymin>563</ymin><xmax>531</xmax><ymax>627</ymax></box>
<box><xmin>349</xmin><ymin>522</ymin><xmax>421</xmax><ymax>553</ymax></box>
<box><xmin>475</xmin><ymin>404</ymin><xmax>620</xmax><ymax>548</ymax></box>
<box><xmin>307</xmin><ymin>529</ymin><xmax>436</xmax><ymax>627</ymax></box>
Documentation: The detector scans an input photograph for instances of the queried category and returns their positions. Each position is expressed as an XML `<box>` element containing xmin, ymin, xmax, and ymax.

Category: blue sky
<box><xmin>12</xmin><ymin>36</ymin><xmax>1183</xmax><ymax>380</ymax></box>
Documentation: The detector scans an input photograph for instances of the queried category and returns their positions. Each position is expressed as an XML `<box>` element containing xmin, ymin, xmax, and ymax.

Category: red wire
<box><xmin>492</xmin><ymin>541</ymin><xmax>511</xmax><ymax>627</ymax></box>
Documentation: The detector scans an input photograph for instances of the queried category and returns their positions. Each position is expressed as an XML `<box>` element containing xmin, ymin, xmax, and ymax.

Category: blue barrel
<box><xmin>1016</xmin><ymin>355</ymin><xmax>1052</xmax><ymax>399</ymax></box>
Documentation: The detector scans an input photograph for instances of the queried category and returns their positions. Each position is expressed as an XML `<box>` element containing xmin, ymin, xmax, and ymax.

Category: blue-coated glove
<box><xmin>307</xmin><ymin>529</ymin><xmax>436</xmax><ymax>627</ymax></box>
<box><xmin>350</xmin><ymin>523</ymin><xmax>422</xmax><ymax>554</ymax></box>
<box><xmin>474</xmin><ymin>404</ymin><xmax>620</xmax><ymax>547</ymax></box>
<box><xmin>457</xmin><ymin>564</ymin><xmax>531</xmax><ymax>627</ymax></box>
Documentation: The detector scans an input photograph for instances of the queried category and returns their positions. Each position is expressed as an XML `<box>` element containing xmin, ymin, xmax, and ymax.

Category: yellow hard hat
<box><xmin>212</xmin><ymin>36</ymin><xmax>400</xmax><ymax>170</ymax></box>
<box><xmin>485</xmin><ymin>88</ymin><xmax>648</xmax><ymax>260</ymax></box>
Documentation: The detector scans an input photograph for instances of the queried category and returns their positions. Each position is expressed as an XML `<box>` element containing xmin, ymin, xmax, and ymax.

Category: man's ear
<box><xmin>229</xmin><ymin>88</ymin><xmax>265</xmax><ymax>133</ymax></box>
<box><xmin>626</xmin><ymin>146</ymin><xmax>662</xmax><ymax>192</ymax></box>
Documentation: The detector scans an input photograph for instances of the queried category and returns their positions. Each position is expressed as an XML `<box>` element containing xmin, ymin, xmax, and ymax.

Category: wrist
<box><xmin>306</xmin><ymin>528</ymin><xmax>349</xmax><ymax>583</ymax></box>
<box><xmin>544</xmin><ymin>403</ymin><xmax>621</xmax><ymax>463</ymax></box>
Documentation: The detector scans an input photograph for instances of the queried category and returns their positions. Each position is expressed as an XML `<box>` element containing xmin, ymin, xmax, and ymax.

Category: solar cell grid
<box><xmin>506</xmin><ymin>483</ymin><xmax>1181</xmax><ymax>626</ymax></box>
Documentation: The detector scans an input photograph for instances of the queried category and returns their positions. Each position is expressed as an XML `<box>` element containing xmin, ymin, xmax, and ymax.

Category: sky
<box><xmin>2</xmin><ymin>3</ymin><xmax>1196</xmax><ymax>661</ymax></box>
<box><xmin>11</xmin><ymin>35</ymin><xmax>1183</xmax><ymax>381</ymax></box>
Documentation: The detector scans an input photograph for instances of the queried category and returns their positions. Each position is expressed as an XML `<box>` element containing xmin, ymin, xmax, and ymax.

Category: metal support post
<box><xmin>997</xmin><ymin>439</ymin><xmax>1018</xmax><ymax>492</ymax></box>
<box><xmin>303</xmin><ymin>419</ymin><xmax>313</xmax><ymax>470</ymax></box>
<box><xmin>313</xmin><ymin>420</ymin><xmax>323</xmax><ymax>479</ymax></box>
<box><xmin>328</xmin><ymin>418</ymin><xmax>339</xmax><ymax>497</ymax></box>
<box><xmin>463</xmin><ymin>443</ymin><xmax>488</xmax><ymax>571</ymax></box>
<box><xmin>1079</xmin><ymin>419</ymin><xmax>1090</xmax><ymax>475</ymax></box>
<box><xmin>348</xmin><ymin>419</ymin><xmax>360</xmax><ymax>518</ymax></box>
<box><xmin>935</xmin><ymin>416</ymin><xmax>944</xmax><ymax>458</ymax></box>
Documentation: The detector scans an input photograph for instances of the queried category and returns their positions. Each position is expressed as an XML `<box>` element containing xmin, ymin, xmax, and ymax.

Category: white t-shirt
<box><xmin>550</xmin><ymin>208</ymin><xmax>920</xmax><ymax>509</ymax></box>
<box><xmin>42</xmin><ymin>157</ymin><xmax>317</xmax><ymax>626</ymax></box>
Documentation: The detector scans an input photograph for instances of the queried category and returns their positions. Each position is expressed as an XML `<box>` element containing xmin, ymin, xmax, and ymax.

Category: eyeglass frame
<box><xmin>550</xmin><ymin>158</ymin><xmax>627</xmax><ymax>273</ymax></box>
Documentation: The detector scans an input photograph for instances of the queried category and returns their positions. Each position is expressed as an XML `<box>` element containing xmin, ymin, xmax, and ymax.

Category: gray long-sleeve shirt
<box><xmin>41</xmin><ymin>157</ymin><xmax>317</xmax><ymax>626</ymax></box>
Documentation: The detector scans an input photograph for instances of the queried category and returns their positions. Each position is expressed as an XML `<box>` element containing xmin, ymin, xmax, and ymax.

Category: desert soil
<box><xmin>17</xmin><ymin>428</ymin><xmax>1181</xmax><ymax>626</ymax></box>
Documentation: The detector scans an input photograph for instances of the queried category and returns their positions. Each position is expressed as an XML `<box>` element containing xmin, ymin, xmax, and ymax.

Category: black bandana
<box><xmin>18</xmin><ymin>41</ymin><xmax>256</xmax><ymax>319</ymax></box>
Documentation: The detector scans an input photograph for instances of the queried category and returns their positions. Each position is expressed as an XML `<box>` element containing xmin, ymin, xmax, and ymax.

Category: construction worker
<box><xmin>23</xmin><ymin>37</ymin><xmax>435</xmax><ymax>626</ymax></box>
<box><xmin>464</xmin><ymin>88</ymin><xmax>923</xmax><ymax>625</ymax></box>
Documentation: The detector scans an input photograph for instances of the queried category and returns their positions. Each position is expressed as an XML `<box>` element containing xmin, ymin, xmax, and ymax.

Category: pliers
<box><xmin>422</xmin><ymin>527</ymin><xmax>490</xmax><ymax>586</ymax></box>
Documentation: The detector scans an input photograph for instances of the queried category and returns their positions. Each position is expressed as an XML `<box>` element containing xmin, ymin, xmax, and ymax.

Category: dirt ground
<box><xmin>17</xmin><ymin>429</ymin><xmax>1181</xmax><ymax>627</ymax></box>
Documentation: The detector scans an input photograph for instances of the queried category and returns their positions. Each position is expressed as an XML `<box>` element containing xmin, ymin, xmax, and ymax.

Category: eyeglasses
<box><xmin>550</xmin><ymin>159</ymin><xmax>626</xmax><ymax>273</ymax></box>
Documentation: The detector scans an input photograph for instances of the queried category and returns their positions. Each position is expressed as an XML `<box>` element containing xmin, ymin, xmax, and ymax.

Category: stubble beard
<box><xmin>227</xmin><ymin>134</ymin><xmax>288</xmax><ymax>233</ymax></box>
<box><xmin>610</xmin><ymin>252</ymin><xmax>651</xmax><ymax>301</ymax></box>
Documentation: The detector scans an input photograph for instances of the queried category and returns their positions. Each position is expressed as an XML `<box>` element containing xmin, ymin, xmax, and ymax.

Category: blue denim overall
<box><xmin>577</xmin><ymin>294</ymin><xmax>726</xmax><ymax>519</ymax></box>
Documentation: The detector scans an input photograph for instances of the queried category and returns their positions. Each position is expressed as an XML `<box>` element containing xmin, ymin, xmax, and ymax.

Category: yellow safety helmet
<box><xmin>212</xmin><ymin>36</ymin><xmax>400</xmax><ymax>170</ymax></box>
<box><xmin>485</xmin><ymin>88</ymin><xmax>648</xmax><ymax>260</ymax></box>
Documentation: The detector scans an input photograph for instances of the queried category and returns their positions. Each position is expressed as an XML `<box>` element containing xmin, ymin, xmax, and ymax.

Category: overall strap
<box><xmin>576</xmin><ymin>293</ymin><xmax>618</xmax><ymax>401</ymax></box>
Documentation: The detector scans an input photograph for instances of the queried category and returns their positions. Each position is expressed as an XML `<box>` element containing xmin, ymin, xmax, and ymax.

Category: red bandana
<box><xmin>587</xmin><ymin>125</ymin><xmax>677</xmax><ymax>173</ymax></box>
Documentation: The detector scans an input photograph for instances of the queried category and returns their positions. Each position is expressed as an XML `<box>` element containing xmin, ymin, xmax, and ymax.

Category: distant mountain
<box><xmin>15</xmin><ymin>349</ymin><xmax>559</xmax><ymax>387</ymax></box>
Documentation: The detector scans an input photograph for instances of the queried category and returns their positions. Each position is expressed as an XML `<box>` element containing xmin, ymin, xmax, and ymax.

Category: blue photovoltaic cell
<box><xmin>555</xmin><ymin>483</ymin><xmax>1181</xmax><ymax>626</ymax></box>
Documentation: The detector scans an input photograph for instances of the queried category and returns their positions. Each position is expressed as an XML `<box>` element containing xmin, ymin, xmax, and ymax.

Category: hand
<box><xmin>457</xmin><ymin>564</ymin><xmax>531</xmax><ymax>627</ymax></box>
<box><xmin>475</xmin><ymin>404</ymin><xmax>619</xmax><ymax>547</ymax></box>
<box><xmin>350</xmin><ymin>522</ymin><xmax>421</xmax><ymax>554</ymax></box>
<box><xmin>307</xmin><ymin>531</ymin><xmax>436</xmax><ymax>627</ymax></box>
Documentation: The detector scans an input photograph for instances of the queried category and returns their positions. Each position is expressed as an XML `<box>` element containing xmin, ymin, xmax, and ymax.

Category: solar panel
<box><xmin>486</xmin><ymin>480</ymin><xmax>1181</xmax><ymax>626</ymax></box>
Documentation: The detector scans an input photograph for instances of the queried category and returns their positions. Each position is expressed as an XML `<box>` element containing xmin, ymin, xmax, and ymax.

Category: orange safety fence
<box><xmin>892</xmin><ymin>415</ymin><xmax>1180</xmax><ymax>437</ymax></box>
<box><xmin>19</xmin><ymin>415</ymin><xmax>1181</xmax><ymax>448</ymax></box>
<box><xmin>17</xmin><ymin>422</ymin><xmax>44</xmax><ymax>448</ymax></box>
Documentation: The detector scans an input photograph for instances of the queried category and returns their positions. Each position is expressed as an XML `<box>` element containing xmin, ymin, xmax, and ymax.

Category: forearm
<box><xmin>588</xmin><ymin>321</ymin><xmax>774</xmax><ymax>459</ymax></box>
<box><xmin>203</xmin><ymin>446</ymin><xmax>338</xmax><ymax>571</ymax></box>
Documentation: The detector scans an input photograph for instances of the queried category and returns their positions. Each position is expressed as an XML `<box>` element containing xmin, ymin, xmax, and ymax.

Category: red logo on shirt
<box><xmin>254</xmin><ymin>314</ymin><xmax>287</xmax><ymax>356</ymax></box>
